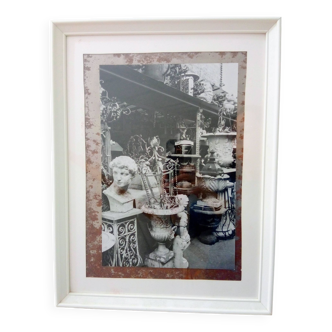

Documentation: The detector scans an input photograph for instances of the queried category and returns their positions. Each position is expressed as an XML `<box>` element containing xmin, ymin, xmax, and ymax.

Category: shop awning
<box><xmin>100</xmin><ymin>65</ymin><xmax>220</xmax><ymax>120</ymax></box>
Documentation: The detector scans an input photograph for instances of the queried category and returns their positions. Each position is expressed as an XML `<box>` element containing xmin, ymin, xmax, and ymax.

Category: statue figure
<box><xmin>176</xmin><ymin>211</ymin><xmax>190</xmax><ymax>243</ymax></box>
<box><xmin>173</xmin><ymin>206</ymin><xmax>190</xmax><ymax>268</ymax></box>
<box><xmin>173</xmin><ymin>235</ymin><xmax>190</xmax><ymax>268</ymax></box>
<box><xmin>103</xmin><ymin>156</ymin><xmax>138</xmax><ymax>213</ymax></box>
<box><xmin>177</xmin><ymin>121</ymin><xmax>189</xmax><ymax>140</ymax></box>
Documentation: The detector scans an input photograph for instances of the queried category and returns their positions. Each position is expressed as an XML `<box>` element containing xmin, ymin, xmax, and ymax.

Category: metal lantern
<box><xmin>201</xmin><ymin>150</ymin><xmax>224</xmax><ymax>177</ymax></box>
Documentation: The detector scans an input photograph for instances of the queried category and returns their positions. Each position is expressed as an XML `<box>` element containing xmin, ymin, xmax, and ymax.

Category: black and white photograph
<box><xmin>85</xmin><ymin>55</ymin><xmax>246</xmax><ymax>278</ymax></box>
<box><xmin>50</xmin><ymin>15</ymin><xmax>283</xmax><ymax>316</ymax></box>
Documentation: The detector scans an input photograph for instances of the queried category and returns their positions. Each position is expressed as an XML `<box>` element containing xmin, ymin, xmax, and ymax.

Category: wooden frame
<box><xmin>52</xmin><ymin>18</ymin><xmax>281</xmax><ymax>314</ymax></box>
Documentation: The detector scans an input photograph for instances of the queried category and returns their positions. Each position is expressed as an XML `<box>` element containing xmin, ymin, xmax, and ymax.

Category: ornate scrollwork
<box><xmin>164</xmin><ymin>158</ymin><xmax>177</xmax><ymax>171</ymax></box>
<box><xmin>129</xmin><ymin>233</ymin><xmax>135</xmax><ymax>244</ymax></box>
<box><xmin>126</xmin><ymin>135</ymin><xmax>179</xmax><ymax>209</ymax></box>
<box><xmin>118</xmin><ymin>237</ymin><xmax>126</xmax><ymax>248</ymax></box>
<box><xmin>100</xmin><ymin>81</ymin><xmax>135</xmax><ymax>123</ymax></box>
<box><xmin>118</xmin><ymin>224</ymin><xmax>126</xmax><ymax>236</ymax></box>
<box><xmin>102</xmin><ymin>223</ymin><xmax>114</xmax><ymax>234</ymax></box>
<box><xmin>127</xmin><ymin>221</ymin><xmax>135</xmax><ymax>233</ymax></box>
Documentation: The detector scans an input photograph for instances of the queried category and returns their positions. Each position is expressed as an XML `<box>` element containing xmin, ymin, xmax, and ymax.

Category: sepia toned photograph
<box><xmin>84</xmin><ymin>52</ymin><xmax>247</xmax><ymax>280</ymax></box>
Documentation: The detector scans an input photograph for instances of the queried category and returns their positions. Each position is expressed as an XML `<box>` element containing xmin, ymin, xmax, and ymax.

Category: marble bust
<box><xmin>103</xmin><ymin>156</ymin><xmax>138</xmax><ymax>213</ymax></box>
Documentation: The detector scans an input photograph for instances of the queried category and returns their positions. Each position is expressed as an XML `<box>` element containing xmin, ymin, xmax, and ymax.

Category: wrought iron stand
<box><xmin>102</xmin><ymin>209</ymin><xmax>143</xmax><ymax>267</ymax></box>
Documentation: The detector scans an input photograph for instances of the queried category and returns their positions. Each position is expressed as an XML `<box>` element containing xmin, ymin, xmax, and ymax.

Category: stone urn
<box><xmin>145</xmin><ymin>214</ymin><xmax>177</xmax><ymax>266</ymax></box>
<box><xmin>197</xmin><ymin>174</ymin><xmax>230</xmax><ymax>200</ymax></box>
<box><xmin>190</xmin><ymin>204</ymin><xmax>227</xmax><ymax>245</ymax></box>
<box><xmin>197</xmin><ymin>150</ymin><xmax>231</xmax><ymax>200</ymax></box>
<box><xmin>201</xmin><ymin>133</ymin><xmax>236</xmax><ymax>167</ymax></box>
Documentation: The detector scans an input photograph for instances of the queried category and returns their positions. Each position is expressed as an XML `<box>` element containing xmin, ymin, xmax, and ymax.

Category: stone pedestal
<box><xmin>102</xmin><ymin>209</ymin><xmax>142</xmax><ymax>267</ymax></box>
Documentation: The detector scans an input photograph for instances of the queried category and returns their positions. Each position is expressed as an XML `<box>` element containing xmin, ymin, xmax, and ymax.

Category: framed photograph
<box><xmin>52</xmin><ymin>18</ymin><xmax>281</xmax><ymax>314</ymax></box>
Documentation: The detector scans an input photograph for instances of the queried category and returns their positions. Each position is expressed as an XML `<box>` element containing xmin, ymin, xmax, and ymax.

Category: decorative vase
<box><xmin>197</xmin><ymin>174</ymin><xmax>230</xmax><ymax>200</ymax></box>
<box><xmin>201</xmin><ymin>133</ymin><xmax>236</xmax><ymax>167</ymax></box>
<box><xmin>145</xmin><ymin>214</ymin><xmax>177</xmax><ymax>266</ymax></box>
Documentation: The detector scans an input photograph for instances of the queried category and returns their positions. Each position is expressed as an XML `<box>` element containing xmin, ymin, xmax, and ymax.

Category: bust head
<box><xmin>109</xmin><ymin>156</ymin><xmax>137</xmax><ymax>193</ymax></box>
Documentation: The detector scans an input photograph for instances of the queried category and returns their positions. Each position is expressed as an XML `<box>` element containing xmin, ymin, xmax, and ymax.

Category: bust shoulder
<box><xmin>103</xmin><ymin>183</ymin><xmax>133</xmax><ymax>203</ymax></box>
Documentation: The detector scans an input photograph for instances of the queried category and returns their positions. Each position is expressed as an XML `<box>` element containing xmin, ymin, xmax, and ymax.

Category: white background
<box><xmin>222</xmin><ymin>63</ymin><xmax>239</xmax><ymax>98</ymax></box>
<box><xmin>67</xmin><ymin>34</ymin><xmax>265</xmax><ymax>299</ymax></box>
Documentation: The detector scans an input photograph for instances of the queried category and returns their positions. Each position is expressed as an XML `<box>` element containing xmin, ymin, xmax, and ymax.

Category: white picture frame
<box><xmin>52</xmin><ymin>17</ymin><xmax>281</xmax><ymax>314</ymax></box>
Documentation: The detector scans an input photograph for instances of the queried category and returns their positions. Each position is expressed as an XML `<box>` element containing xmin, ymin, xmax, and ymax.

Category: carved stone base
<box><xmin>145</xmin><ymin>250</ymin><xmax>175</xmax><ymax>268</ymax></box>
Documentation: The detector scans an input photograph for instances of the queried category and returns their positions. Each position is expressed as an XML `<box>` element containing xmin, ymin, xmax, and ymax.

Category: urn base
<box><xmin>145</xmin><ymin>250</ymin><xmax>175</xmax><ymax>268</ymax></box>
<box><xmin>198</xmin><ymin>231</ymin><xmax>218</xmax><ymax>245</ymax></box>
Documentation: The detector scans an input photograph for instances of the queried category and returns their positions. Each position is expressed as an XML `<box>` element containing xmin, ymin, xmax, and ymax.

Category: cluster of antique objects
<box><xmin>101</xmin><ymin>134</ymin><xmax>236</xmax><ymax>267</ymax></box>
<box><xmin>100</xmin><ymin>64</ymin><xmax>237</xmax><ymax>269</ymax></box>
<box><xmin>102</xmin><ymin>136</ymin><xmax>191</xmax><ymax>268</ymax></box>
<box><xmin>133</xmin><ymin>63</ymin><xmax>238</xmax><ymax>134</ymax></box>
